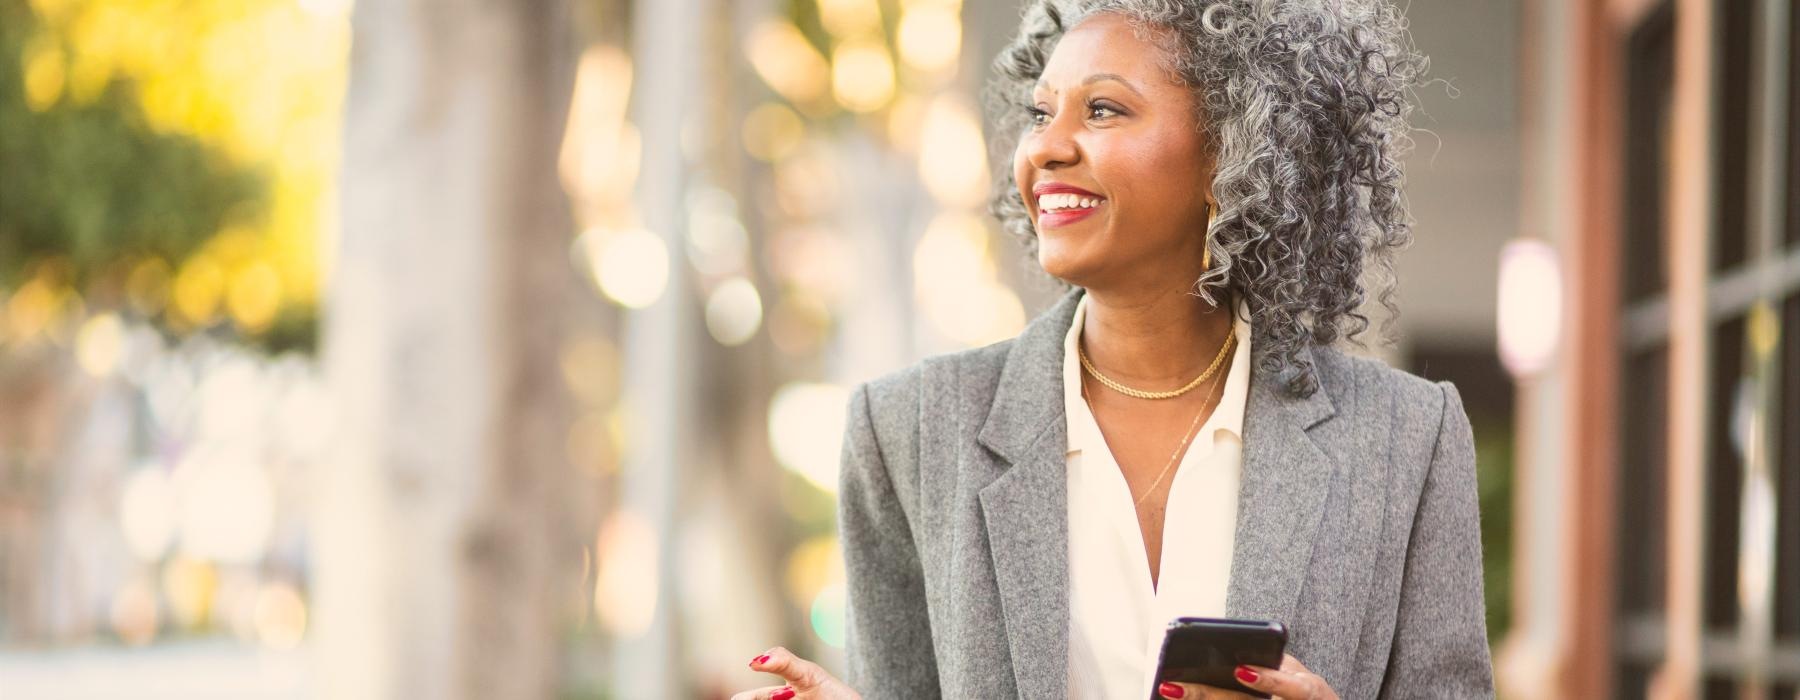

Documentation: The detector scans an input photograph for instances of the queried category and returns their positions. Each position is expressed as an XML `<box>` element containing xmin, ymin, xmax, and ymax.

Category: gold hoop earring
<box><xmin>1202</xmin><ymin>203</ymin><xmax>1216</xmax><ymax>271</ymax></box>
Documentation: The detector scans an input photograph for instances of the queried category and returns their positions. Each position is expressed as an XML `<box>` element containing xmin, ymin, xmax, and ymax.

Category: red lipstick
<box><xmin>1031</xmin><ymin>181</ymin><xmax>1106</xmax><ymax>229</ymax></box>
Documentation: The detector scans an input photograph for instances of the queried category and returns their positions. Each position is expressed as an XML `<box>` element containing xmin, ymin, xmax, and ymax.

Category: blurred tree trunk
<box><xmin>315</xmin><ymin>0</ymin><xmax>581</xmax><ymax>698</ymax></box>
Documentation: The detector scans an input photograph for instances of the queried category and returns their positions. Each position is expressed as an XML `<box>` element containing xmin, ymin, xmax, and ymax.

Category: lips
<box><xmin>1033</xmin><ymin>181</ymin><xmax>1101</xmax><ymax>196</ymax></box>
<box><xmin>1031</xmin><ymin>181</ymin><xmax>1106</xmax><ymax>229</ymax></box>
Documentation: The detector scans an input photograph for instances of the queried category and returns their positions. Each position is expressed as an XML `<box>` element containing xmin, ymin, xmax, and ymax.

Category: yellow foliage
<box><xmin>22</xmin><ymin>37</ymin><xmax>65</xmax><ymax>111</ymax></box>
<box><xmin>21</xmin><ymin>0</ymin><xmax>349</xmax><ymax>338</ymax></box>
<box><xmin>172</xmin><ymin>254</ymin><xmax>224</xmax><ymax>326</ymax></box>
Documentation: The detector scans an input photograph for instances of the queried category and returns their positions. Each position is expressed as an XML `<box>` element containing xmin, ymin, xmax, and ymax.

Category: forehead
<box><xmin>1036</xmin><ymin>12</ymin><xmax>1176</xmax><ymax>90</ymax></box>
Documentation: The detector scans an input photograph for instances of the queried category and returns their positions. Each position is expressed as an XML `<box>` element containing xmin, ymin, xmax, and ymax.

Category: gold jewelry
<box><xmin>1202</xmin><ymin>202</ymin><xmax>1216</xmax><ymax>271</ymax></box>
<box><xmin>1079</xmin><ymin>363</ymin><xmax>1225</xmax><ymax>508</ymax></box>
<box><xmin>1079</xmin><ymin>329</ymin><xmax>1234</xmax><ymax>400</ymax></box>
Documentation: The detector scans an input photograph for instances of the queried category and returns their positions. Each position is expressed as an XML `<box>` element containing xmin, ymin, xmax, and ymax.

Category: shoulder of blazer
<box><xmin>854</xmin><ymin>339</ymin><xmax>1016</xmax><ymax>481</ymax></box>
<box><xmin>1312</xmin><ymin>343</ymin><xmax>1449</xmax><ymax>406</ymax></box>
<box><xmin>1310</xmin><ymin>343</ymin><xmax>1464</xmax><ymax>466</ymax></box>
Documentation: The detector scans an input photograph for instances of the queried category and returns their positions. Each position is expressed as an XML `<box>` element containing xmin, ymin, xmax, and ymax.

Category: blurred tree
<box><xmin>315</xmin><ymin>0</ymin><xmax>583</xmax><ymax>697</ymax></box>
<box><xmin>0</xmin><ymin>0</ymin><xmax>264</xmax><ymax>292</ymax></box>
<box><xmin>1</xmin><ymin>0</ymin><xmax>347</xmax><ymax>352</ymax></box>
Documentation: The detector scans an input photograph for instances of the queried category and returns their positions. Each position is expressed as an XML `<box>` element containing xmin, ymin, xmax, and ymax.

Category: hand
<box><xmin>1155</xmin><ymin>653</ymin><xmax>1338</xmax><ymax>700</ymax></box>
<box><xmin>730</xmin><ymin>646</ymin><xmax>863</xmax><ymax>700</ymax></box>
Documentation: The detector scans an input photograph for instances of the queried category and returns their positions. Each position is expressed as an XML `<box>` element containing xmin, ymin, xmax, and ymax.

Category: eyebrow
<box><xmin>1034</xmin><ymin>73</ymin><xmax>1145</xmax><ymax>99</ymax></box>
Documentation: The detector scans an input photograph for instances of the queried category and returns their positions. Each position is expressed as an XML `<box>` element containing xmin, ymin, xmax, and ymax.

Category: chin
<box><xmin>1035</xmin><ymin>238</ymin><xmax>1091</xmax><ymax>287</ymax></box>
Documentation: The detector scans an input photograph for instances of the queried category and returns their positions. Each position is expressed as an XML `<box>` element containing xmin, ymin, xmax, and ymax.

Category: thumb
<box><xmin>752</xmin><ymin>646</ymin><xmax>833</xmax><ymax>691</ymax></box>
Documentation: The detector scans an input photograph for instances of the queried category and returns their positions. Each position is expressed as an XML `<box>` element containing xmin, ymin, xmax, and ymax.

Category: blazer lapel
<box><xmin>1223</xmin><ymin>343</ymin><xmax>1339</xmax><ymax>626</ymax></box>
<box><xmin>975</xmin><ymin>287</ymin><xmax>1081</xmax><ymax>700</ymax></box>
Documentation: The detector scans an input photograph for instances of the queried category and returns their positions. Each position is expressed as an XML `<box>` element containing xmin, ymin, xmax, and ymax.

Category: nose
<box><xmin>1021</xmin><ymin>109</ymin><xmax>1080</xmax><ymax>172</ymax></box>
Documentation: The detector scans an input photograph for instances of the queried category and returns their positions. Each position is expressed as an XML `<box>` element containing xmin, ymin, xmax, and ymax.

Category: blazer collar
<box><xmin>974</xmin><ymin>286</ymin><xmax>1339</xmax><ymax>698</ymax></box>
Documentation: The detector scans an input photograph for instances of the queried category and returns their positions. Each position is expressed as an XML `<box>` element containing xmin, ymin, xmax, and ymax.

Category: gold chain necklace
<box><xmin>1078</xmin><ymin>328</ymin><xmax>1235</xmax><ymax>400</ymax></box>
<box><xmin>1080</xmin><ymin>362</ymin><xmax>1225</xmax><ymax>507</ymax></box>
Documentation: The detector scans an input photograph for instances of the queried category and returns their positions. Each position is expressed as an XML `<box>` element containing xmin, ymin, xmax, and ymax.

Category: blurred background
<box><xmin>0</xmin><ymin>0</ymin><xmax>1792</xmax><ymax>698</ymax></box>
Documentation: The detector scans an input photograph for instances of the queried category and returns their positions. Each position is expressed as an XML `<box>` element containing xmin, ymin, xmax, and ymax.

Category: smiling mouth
<box><xmin>1036</xmin><ymin>200</ymin><xmax>1104</xmax><ymax>228</ymax></box>
<box><xmin>1036</xmin><ymin>189</ymin><xmax>1101</xmax><ymax>227</ymax></box>
<box><xmin>1036</xmin><ymin>192</ymin><xmax>1104</xmax><ymax>213</ymax></box>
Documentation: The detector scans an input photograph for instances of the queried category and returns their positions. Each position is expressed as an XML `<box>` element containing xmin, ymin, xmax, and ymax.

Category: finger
<box><xmin>749</xmin><ymin>646</ymin><xmax>831</xmax><ymax>691</ymax></box>
<box><xmin>1277</xmin><ymin>653</ymin><xmax>1314</xmax><ymax>675</ymax></box>
<box><xmin>1155</xmin><ymin>680</ymin><xmax>1256</xmax><ymax>699</ymax></box>
<box><xmin>728</xmin><ymin>685</ymin><xmax>796</xmax><ymax>700</ymax></box>
<box><xmin>1234</xmin><ymin>663</ymin><xmax>1326</xmax><ymax>700</ymax></box>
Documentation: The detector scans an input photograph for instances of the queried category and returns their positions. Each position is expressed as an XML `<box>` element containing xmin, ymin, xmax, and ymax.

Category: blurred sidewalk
<box><xmin>0</xmin><ymin>641</ymin><xmax>307</xmax><ymax>700</ymax></box>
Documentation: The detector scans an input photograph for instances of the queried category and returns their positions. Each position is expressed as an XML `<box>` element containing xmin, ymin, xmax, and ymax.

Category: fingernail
<box><xmin>771</xmin><ymin>687</ymin><xmax>796</xmax><ymax>700</ymax></box>
<box><xmin>749</xmin><ymin>654</ymin><xmax>769</xmax><ymax>668</ymax></box>
<box><xmin>1158</xmin><ymin>681</ymin><xmax>1186</xmax><ymax>698</ymax></box>
<box><xmin>1235</xmin><ymin>666</ymin><xmax>1260</xmax><ymax>684</ymax></box>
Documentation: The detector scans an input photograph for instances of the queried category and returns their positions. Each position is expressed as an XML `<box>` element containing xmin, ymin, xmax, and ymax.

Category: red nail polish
<box><xmin>1235</xmin><ymin>666</ymin><xmax>1260</xmax><ymax>684</ymax></box>
<box><xmin>771</xmin><ymin>687</ymin><xmax>796</xmax><ymax>700</ymax></box>
<box><xmin>750</xmin><ymin>654</ymin><xmax>770</xmax><ymax>667</ymax></box>
<box><xmin>1158</xmin><ymin>681</ymin><xmax>1186</xmax><ymax>698</ymax></box>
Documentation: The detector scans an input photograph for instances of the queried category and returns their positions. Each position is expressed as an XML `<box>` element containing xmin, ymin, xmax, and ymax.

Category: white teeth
<box><xmin>1038</xmin><ymin>193</ymin><xmax>1101</xmax><ymax>211</ymax></box>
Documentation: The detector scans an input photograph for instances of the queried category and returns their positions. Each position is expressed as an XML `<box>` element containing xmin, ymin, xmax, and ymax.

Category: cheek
<box><xmin>1102</xmin><ymin>129</ymin><xmax>1208</xmax><ymax>214</ymax></box>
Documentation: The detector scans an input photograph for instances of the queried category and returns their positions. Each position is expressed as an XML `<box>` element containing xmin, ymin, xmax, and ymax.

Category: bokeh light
<box><xmin>109</xmin><ymin>578</ymin><xmax>160</xmax><ymax>647</ymax></box>
<box><xmin>817</xmin><ymin>0</ymin><xmax>883</xmax><ymax>39</ymax></box>
<box><xmin>595</xmin><ymin>509</ymin><xmax>659</xmax><ymax>638</ymax></box>
<box><xmin>768</xmin><ymin>382</ymin><xmax>850</xmax><ymax>493</ymax></box>
<box><xmin>741</xmin><ymin>101</ymin><xmax>805</xmax><ymax>162</ymax></box>
<box><xmin>119</xmin><ymin>465</ymin><xmax>178</xmax><ymax>562</ymax></box>
<box><xmin>809</xmin><ymin>582</ymin><xmax>847</xmax><ymax>648</ymax></box>
<box><xmin>706</xmin><ymin>277</ymin><xmax>765</xmax><ymax>346</ymax></box>
<box><xmin>173</xmin><ymin>451</ymin><xmax>276</xmax><ymax>565</ymax></box>
<box><xmin>917</xmin><ymin>95</ymin><xmax>989</xmax><ymax>207</ymax></box>
<box><xmin>1496</xmin><ymin>238</ymin><xmax>1562</xmax><ymax>378</ymax></box>
<box><xmin>914</xmin><ymin>212</ymin><xmax>1025</xmax><ymax>347</ymax></box>
<box><xmin>898</xmin><ymin>4</ymin><xmax>962</xmax><ymax>74</ymax></box>
<box><xmin>161</xmin><ymin>556</ymin><xmax>220</xmax><ymax>630</ymax></box>
<box><xmin>831</xmin><ymin>38</ymin><xmax>896</xmax><ymax>113</ymax></box>
<box><xmin>252</xmin><ymin>581</ymin><xmax>308</xmax><ymax>650</ymax></box>
<box><xmin>746</xmin><ymin>20</ymin><xmax>830</xmax><ymax>109</ymax></box>
<box><xmin>75</xmin><ymin>312</ymin><xmax>124</xmax><ymax>376</ymax></box>
<box><xmin>581</xmin><ymin>227</ymin><xmax>671</xmax><ymax>309</ymax></box>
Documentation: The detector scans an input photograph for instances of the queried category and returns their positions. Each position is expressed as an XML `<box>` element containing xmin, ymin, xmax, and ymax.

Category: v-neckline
<box><xmin>1073</xmin><ymin>382</ymin><xmax>1215</xmax><ymax>600</ymax></box>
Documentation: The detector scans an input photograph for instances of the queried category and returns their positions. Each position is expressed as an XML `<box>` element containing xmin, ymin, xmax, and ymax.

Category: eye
<box><xmin>1025</xmin><ymin>105</ymin><xmax>1050</xmax><ymax>128</ymax></box>
<box><xmin>1087</xmin><ymin>101</ymin><xmax>1122</xmax><ymax>120</ymax></box>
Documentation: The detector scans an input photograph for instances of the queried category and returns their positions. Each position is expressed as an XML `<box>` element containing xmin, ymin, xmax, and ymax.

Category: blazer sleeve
<box><xmin>1379</xmin><ymin>380</ymin><xmax>1496</xmax><ymax>699</ymax></box>
<box><xmin>838</xmin><ymin>382</ymin><xmax>942</xmax><ymax>698</ymax></box>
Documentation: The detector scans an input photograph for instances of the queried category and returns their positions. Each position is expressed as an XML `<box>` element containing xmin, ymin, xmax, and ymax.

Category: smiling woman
<box><xmin>992</xmin><ymin>0</ymin><xmax>1428</xmax><ymax>401</ymax></box>
<box><xmin>733</xmin><ymin>3</ymin><xmax>1489</xmax><ymax>700</ymax></box>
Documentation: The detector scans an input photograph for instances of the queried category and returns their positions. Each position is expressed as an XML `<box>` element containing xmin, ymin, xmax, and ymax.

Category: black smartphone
<box><xmin>1148</xmin><ymin>617</ymin><xmax>1287</xmax><ymax>700</ymax></box>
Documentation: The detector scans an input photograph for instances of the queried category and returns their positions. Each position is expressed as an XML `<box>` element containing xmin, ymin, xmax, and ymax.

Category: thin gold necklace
<box><xmin>1081</xmin><ymin>364</ymin><xmax>1225</xmax><ymax>507</ymax></box>
<box><xmin>1079</xmin><ymin>326</ymin><xmax>1235</xmax><ymax>400</ymax></box>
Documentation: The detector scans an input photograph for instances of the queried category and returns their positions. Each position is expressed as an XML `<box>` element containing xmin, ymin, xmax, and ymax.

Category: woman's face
<box><xmin>1014</xmin><ymin>13</ymin><xmax>1214</xmax><ymax>291</ymax></box>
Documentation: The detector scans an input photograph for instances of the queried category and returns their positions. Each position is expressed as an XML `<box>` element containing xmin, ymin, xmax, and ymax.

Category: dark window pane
<box><xmin>1702</xmin><ymin>675</ymin><xmax>1737</xmax><ymax>700</ymax></box>
<box><xmin>1613</xmin><ymin>661</ymin><xmax>1653</xmax><ymax>700</ymax></box>
<box><xmin>1623</xmin><ymin>2</ymin><xmax>1675</xmax><ymax>300</ymax></box>
<box><xmin>1619</xmin><ymin>344</ymin><xmax>1670</xmax><ymax>617</ymax></box>
<box><xmin>1704</xmin><ymin>314</ymin><xmax>1747</xmax><ymax>632</ymax></box>
<box><xmin>1779</xmin><ymin>294</ymin><xmax>1800</xmax><ymax>641</ymax></box>
<box><xmin>1712</xmin><ymin>0</ymin><xmax>1754</xmax><ymax>271</ymax></box>
<box><xmin>1789</xmin><ymin>0</ymin><xmax>1800</xmax><ymax>250</ymax></box>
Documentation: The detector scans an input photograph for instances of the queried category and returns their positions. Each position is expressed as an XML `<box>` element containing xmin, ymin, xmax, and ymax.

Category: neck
<box><xmin>1079</xmin><ymin>284</ymin><xmax>1235</xmax><ymax>389</ymax></box>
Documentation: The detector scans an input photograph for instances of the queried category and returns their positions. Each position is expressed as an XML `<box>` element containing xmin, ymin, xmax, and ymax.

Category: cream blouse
<box><xmin>1063</xmin><ymin>291</ymin><xmax>1255</xmax><ymax>700</ymax></box>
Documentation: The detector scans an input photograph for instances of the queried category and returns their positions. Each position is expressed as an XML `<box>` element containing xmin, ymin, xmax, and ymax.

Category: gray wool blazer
<box><xmin>835</xmin><ymin>287</ymin><xmax>1495</xmax><ymax>699</ymax></box>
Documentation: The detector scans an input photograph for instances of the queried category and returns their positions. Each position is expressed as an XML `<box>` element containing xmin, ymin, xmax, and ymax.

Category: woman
<box><xmin>735</xmin><ymin>1</ymin><xmax>1492</xmax><ymax>698</ymax></box>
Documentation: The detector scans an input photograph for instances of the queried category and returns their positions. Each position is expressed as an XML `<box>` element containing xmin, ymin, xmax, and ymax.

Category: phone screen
<box><xmin>1149</xmin><ymin>617</ymin><xmax>1287</xmax><ymax>700</ymax></box>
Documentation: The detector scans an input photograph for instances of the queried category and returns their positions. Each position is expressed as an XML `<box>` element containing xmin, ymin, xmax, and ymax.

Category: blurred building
<box><xmin>1498</xmin><ymin>0</ymin><xmax>1799</xmax><ymax>698</ymax></box>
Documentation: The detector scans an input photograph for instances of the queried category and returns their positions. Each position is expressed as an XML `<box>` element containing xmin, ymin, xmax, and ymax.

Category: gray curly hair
<box><xmin>985</xmin><ymin>0</ymin><xmax>1430</xmax><ymax>398</ymax></box>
